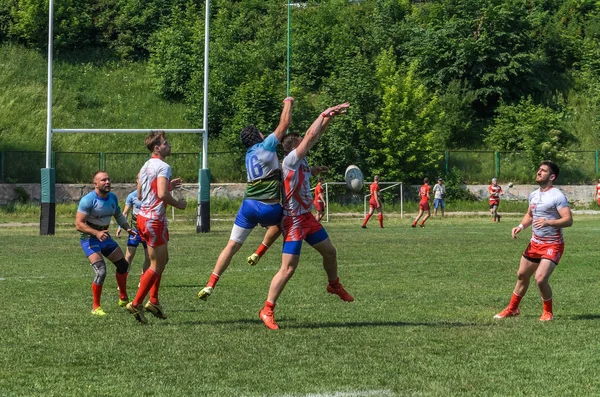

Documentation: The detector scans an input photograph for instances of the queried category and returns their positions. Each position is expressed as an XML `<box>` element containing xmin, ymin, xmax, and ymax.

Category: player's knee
<box><xmin>91</xmin><ymin>260</ymin><xmax>107</xmax><ymax>284</ymax></box>
<box><xmin>114</xmin><ymin>257</ymin><xmax>130</xmax><ymax>274</ymax></box>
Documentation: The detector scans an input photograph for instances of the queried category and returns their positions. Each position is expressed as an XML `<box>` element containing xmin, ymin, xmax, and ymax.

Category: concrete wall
<box><xmin>0</xmin><ymin>183</ymin><xmax>596</xmax><ymax>205</ymax></box>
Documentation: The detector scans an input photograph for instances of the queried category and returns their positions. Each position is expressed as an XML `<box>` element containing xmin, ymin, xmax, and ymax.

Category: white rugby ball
<box><xmin>345</xmin><ymin>165</ymin><xmax>364</xmax><ymax>193</ymax></box>
<box><xmin>508</xmin><ymin>183</ymin><xmax>514</xmax><ymax>188</ymax></box>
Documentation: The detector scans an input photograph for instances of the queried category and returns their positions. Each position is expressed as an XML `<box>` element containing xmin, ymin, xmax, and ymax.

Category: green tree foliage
<box><xmin>484</xmin><ymin>97</ymin><xmax>574</xmax><ymax>169</ymax></box>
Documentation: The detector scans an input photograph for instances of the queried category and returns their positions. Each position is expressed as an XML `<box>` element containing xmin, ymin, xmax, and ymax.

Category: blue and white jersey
<box><xmin>125</xmin><ymin>190</ymin><xmax>142</xmax><ymax>221</ymax></box>
<box><xmin>529</xmin><ymin>187</ymin><xmax>569</xmax><ymax>244</ymax></box>
<box><xmin>77</xmin><ymin>191</ymin><xmax>126</xmax><ymax>239</ymax></box>
<box><xmin>244</xmin><ymin>133</ymin><xmax>282</xmax><ymax>201</ymax></box>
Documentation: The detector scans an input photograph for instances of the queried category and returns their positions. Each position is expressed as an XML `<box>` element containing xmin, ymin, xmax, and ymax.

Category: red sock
<box><xmin>378</xmin><ymin>213</ymin><xmax>383</xmax><ymax>228</ymax></box>
<box><xmin>508</xmin><ymin>293</ymin><xmax>523</xmax><ymax>310</ymax></box>
<box><xmin>328</xmin><ymin>277</ymin><xmax>340</xmax><ymax>289</ymax></box>
<box><xmin>264</xmin><ymin>300</ymin><xmax>276</xmax><ymax>311</ymax></box>
<box><xmin>149</xmin><ymin>273</ymin><xmax>162</xmax><ymax>305</ymax></box>
<box><xmin>133</xmin><ymin>268</ymin><xmax>159</xmax><ymax>307</ymax></box>
<box><xmin>91</xmin><ymin>283</ymin><xmax>102</xmax><ymax>310</ymax></box>
<box><xmin>115</xmin><ymin>272</ymin><xmax>128</xmax><ymax>300</ymax></box>
<box><xmin>362</xmin><ymin>214</ymin><xmax>372</xmax><ymax>226</ymax></box>
<box><xmin>412</xmin><ymin>221</ymin><xmax>417</xmax><ymax>226</ymax></box>
<box><xmin>256</xmin><ymin>243</ymin><xmax>269</xmax><ymax>258</ymax></box>
<box><xmin>543</xmin><ymin>298</ymin><xmax>553</xmax><ymax>313</ymax></box>
<box><xmin>207</xmin><ymin>272</ymin><xmax>220</xmax><ymax>289</ymax></box>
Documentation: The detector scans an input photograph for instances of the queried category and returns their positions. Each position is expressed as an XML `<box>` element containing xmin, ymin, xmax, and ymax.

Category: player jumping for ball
<box><xmin>259</xmin><ymin>102</ymin><xmax>354</xmax><ymax>331</ymax></box>
<box><xmin>494</xmin><ymin>161</ymin><xmax>572</xmax><ymax>321</ymax></box>
<box><xmin>197</xmin><ymin>97</ymin><xmax>294</xmax><ymax>300</ymax></box>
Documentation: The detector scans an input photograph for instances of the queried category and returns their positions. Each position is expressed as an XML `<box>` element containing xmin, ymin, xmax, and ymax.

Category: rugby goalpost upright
<box><xmin>42</xmin><ymin>0</ymin><xmax>212</xmax><ymax>235</ymax></box>
<box><xmin>321</xmin><ymin>182</ymin><xmax>404</xmax><ymax>222</ymax></box>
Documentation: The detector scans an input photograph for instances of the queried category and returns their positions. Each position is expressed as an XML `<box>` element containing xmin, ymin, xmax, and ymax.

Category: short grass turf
<box><xmin>1</xmin><ymin>215</ymin><xmax>600</xmax><ymax>396</ymax></box>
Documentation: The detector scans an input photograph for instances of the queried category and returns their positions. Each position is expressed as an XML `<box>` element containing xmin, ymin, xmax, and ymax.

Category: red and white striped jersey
<box><xmin>529</xmin><ymin>187</ymin><xmax>569</xmax><ymax>244</ymax></box>
<box><xmin>138</xmin><ymin>157</ymin><xmax>172</xmax><ymax>221</ymax></box>
<box><xmin>282</xmin><ymin>149</ymin><xmax>313</xmax><ymax>217</ymax></box>
<box><xmin>489</xmin><ymin>184</ymin><xmax>503</xmax><ymax>202</ymax></box>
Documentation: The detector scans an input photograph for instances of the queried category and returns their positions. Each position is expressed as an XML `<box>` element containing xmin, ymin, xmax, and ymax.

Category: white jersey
<box><xmin>529</xmin><ymin>187</ymin><xmax>569</xmax><ymax>244</ymax></box>
<box><xmin>138</xmin><ymin>157</ymin><xmax>172</xmax><ymax>221</ymax></box>
<box><xmin>282</xmin><ymin>149</ymin><xmax>313</xmax><ymax>216</ymax></box>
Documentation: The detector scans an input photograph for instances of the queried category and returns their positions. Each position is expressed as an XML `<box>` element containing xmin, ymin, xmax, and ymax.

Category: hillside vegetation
<box><xmin>1</xmin><ymin>0</ymin><xmax>600</xmax><ymax>183</ymax></box>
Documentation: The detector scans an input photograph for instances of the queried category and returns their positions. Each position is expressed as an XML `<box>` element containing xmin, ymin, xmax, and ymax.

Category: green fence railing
<box><xmin>1</xmin><ymin>150</ymin><xmax>599</xmax><ymax>184</ymax></box>
<box><xmin>0</xmin><ymin>151</ymin><xmax>246</xmax><ymax>184</ymax></box>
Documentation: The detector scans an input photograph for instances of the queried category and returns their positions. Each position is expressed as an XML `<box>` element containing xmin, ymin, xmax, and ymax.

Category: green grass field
<box><xmin>1</xmin><ymin>215</ymin><xmax>600</xmax><ymax>396</ymax></box>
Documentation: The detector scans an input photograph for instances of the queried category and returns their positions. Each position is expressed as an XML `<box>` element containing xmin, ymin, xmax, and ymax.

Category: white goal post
<box><xmin>320</xmin><ymin>182</ymin><xmax>404</xmax><ymax>222</ymax></box>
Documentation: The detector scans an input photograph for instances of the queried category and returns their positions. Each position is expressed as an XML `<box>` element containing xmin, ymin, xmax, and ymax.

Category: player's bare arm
<box><xmin>296</xmin><ymin>103</ymin><xmax>350</xmax><ymax>159</ymax></box>
<box><xmin>273</xmin><ymin>97</ymin><xmax>294</xmax><ymax>141</ymax></box>
<box><xmin>532</xmin><ymin>206</ymin><xmax>573</xmax><ymax>229</ymax></box>
<box><xmin>169</xmin><ymin>177</ymin><xmax>182</xmax><ymax>191</ymax></box>
<box><xmin>137</xmin><ymin>179</ymin><xmax>142</xmax><ymax>201</ymax></box>
<box><xmin>512</xmin><ymin>209</ymin><xmax>533</xmax><ymax>239</ymax></box>
<box><xmin>310</xmin><ymin>166</ymin><xmax>329</xmax><ymax>175</ymax></box>
<box><xmin>116</xmin><ymin>203</ymin><xmax>132</xmax><ymax>237</ymax></box>
<box><xmin>157</xmin><ymin>176</ymin><xmax>187</xmax><ymax>210</ymax></box>
<box><xmin>75</xmin><ymin>212</ymin><xmax>110</xmax><ymax>241</ymax></box>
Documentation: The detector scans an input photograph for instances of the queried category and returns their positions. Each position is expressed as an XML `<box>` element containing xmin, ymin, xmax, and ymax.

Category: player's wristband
<box><xmin>517</xmin><ymin>224</ymin><xmax>524</xmax><ymax>230</ymax></box>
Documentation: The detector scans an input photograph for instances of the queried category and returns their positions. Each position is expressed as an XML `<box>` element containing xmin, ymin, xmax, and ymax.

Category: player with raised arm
<box><xmin>258</xmin><ymin>102</ymin><xmax>353</xmax><ymax>331</ymax></box>
<box><xmin>75</xmin><ymin>171</ymin><xmax>136</xmax><ymax>316</ymax></box>
<box><xmin>313</xmin><ymin>177</ymin><xmax>326</xmax><ymax>223</ymax></box>
<box><xmin>362</xmin><ymin>175</ymin><xmax>383</xmax><ymax>228</ymax></box>
<box><xmin>494</xmin><ymin>161</ymin><xmax>572</xmax><ymax>321</ymax></box>
<box><xmin>125</xmin><ymin>130</ymin><xmax>187</xmax><ymax>324</ymax></box>
<box><xmin>412</xmin><ymin>177</ymin><xmax>431</xmax><ymax>228</ymax></box>
<box><xmin>197</xmin><ymin>97</ymin><xmax>294</xmax><ymax>300</ymax></box>
<box><xmin>489</xmin><ymin>178</ymin><xmax>504</xmax><ymax>222</ymax></box>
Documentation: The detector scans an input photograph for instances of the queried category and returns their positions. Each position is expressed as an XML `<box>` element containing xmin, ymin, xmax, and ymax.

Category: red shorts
<box><xmin>369</xmin><ymin>199</ymin><xmax>381</xmax><ymax>209</ymax></box>
<box><xmin>314</xmin><ymin>201</ymin><xmax>325</xmax><ymax>212</ymax></box>
<box><xmin>136</xmin><ymin>216</ymin><xmax>169</xmax><ymax>248</ymax></box>
<box><xmin>283</xmin><ymin>212</ymin><xmax>324</xmax><ymax>242</ymax></box>
<box><xmin>522</xmin><ymin>240</ymin><xmax>564</xmax><ymax>265</ymax></box>
<box><xmin>490</xmin><ymin>200</ymin><xmax>499</xmax><ymax>207</ymax></box>
<box><xmin>419</xmin><ymin>200</ymin><xmax>430</xmax><ymax>211</ymax></box>
<box><xmin>597</xmin><ymin>198</ymin><xmax>600</xmax><ymax>206</ymax></box>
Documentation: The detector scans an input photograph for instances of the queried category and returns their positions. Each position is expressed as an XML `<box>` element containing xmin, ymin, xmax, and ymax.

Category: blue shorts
<box><xmin>127</xmin><ymin>230</ymin><xmax>147</xmax><ymax>249</ymax></box>
<box><xmin>80</xmin><ymin>236</ymin><xmax>120</xmax><ymax>258</ymax></box>
<box><xmin>282</xmin><ymin>213</ymin><xmax>329</xmax><ymax>256</ymax></box>
<box><xmin>434</xmin><ymin>198</ymin><xmax>445</xmax><ymax>209</ymax></box>
<box><xmin>234</xmin><ymin>199</ymin><xmax>283</xmax><ymax>229</ymax></box>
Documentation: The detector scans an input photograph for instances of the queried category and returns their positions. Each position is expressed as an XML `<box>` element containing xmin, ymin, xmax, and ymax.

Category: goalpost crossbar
<box><xmin>52</xmin><ymin>129</ymin><xmax>205</xmax><ymax>134</ymax></box>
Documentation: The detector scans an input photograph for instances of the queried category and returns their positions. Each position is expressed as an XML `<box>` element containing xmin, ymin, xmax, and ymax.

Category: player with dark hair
<box><xmin>362</xmin><ymin>175</ymin><xmax>383</xmax><ymax>228</ymax></box>
<box><xmin>314</xmin><ymin>177</ymin><xmax>326</xmax><ymax>223</ymax></box>
<box><xmin>412</xmin><ymin>177</ymin><xmax>431</xmax><ymax>228</ymax></box>
<box><xmin>75</xmin><ymin>170</ymin><xmax>136</xmax><ymax>316</ymax></box>
<box><xmin>258</xmin><ymin>102</ymin><xmax>353</xmax><ymax>331</ymax></box>
<box><xmin>197</xmin><ymin>97</ymin><xmax>294</xmax><ymax>299</ymax></box>
<box><xmin>494</xmin><ymin>161</ymin><xmax>572</xmax><ymax>321</ymax></box>
<box><xmin>125</xmin><ymin>130</ymin><xmax>186</xmax><ymax>323</ymax></box>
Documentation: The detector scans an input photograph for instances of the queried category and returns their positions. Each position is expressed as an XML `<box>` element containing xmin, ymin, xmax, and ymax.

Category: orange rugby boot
<box><xmin>493</xmin><ymin>307</ymin><xmax>520</xmax><ymax>319</ymax></box>
<box><xmin>327</xmin><ymin>283</ymin><xmax>354</xmax><ymax>302</ymax></box>
<box><xmin>539</xmin><ymin>311</ymin><xmax>554</xmax><ymax>321</ymax></box>
<box><xmin>259</xmin><ymin>308</ymin><xmax>279</xmax><ymax>330</ymax></box>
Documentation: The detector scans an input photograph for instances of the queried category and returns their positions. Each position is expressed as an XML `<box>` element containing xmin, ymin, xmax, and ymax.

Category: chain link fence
<box><xmin>2</xmin><ymin>150</ymin><xmax>600</xmax><ymax>184</ymax></box>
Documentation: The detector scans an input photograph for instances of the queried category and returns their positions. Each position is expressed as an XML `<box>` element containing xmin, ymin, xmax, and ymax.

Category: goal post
<box><xmin>363</xmin><ymin>182</ymin><xmax>403</xmax><ymax>219</ymax></box>
<box><xmin>42</xmin><ymin>0</ymin><xmax>212</xmax><ymax>235</ymax></box>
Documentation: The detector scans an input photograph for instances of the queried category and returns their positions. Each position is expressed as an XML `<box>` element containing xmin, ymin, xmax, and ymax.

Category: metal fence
<box><xmin>2</xmin><ymin>150</ymin><xmax>600</xmax><ymax>184</ymax></box>
<box><xmin>0</xmin><ymin>151</ymin><xmax>246</xmax><ymax>183</ymax></box>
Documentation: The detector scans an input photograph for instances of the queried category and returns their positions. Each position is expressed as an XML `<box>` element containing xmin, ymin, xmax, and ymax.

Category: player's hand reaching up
<box><xmin>321</xmin><ymin>102</ymin><xmax>350</xmax><ymax>118</ymax></box>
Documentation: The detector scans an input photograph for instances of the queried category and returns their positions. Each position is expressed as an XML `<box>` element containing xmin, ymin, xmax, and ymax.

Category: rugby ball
<box><xmin>345</xmin><ymin>165</ymin><xmax>364</xmax><ymax>193</ymax></box>
<box><xmin>508</xmin><ymin>183</ymin><xmax>514</xmax><ymax>188</ymax></box>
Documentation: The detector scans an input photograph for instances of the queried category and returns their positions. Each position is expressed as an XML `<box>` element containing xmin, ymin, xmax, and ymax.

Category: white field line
<box><xmin>274</xmin><ymin>391</ymin><xmax>396</xmax><ymax>397</ymax></box>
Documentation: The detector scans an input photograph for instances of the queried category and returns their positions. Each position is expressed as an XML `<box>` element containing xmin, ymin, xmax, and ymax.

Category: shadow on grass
<box><xmin>570</xmin><ymin>314</ymin><xmax>600</xmax><ymax>320</ymax></box>
<box><xmin>173</xmin><ymin>318</ymin><xmax>486</xmax><ymax>328</ymax></box>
